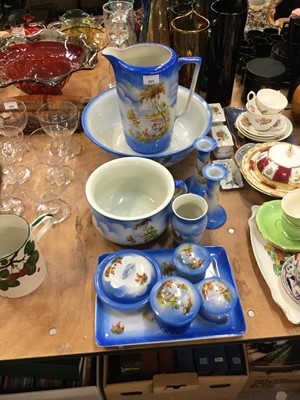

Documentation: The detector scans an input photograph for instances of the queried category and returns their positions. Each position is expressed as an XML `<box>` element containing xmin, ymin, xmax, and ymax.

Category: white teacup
<box><xmin>255</xmin><ymin>88</ymin><xmax>288</xmax><ymax>115</ymax></box>
<box><xmin>246</xmin><ymin>102</ymin><xmax>280</xmax><ymax>131</ymax></box>
<box><xmin>0</xmin><ymin>213</ymin><xmax>53</xmax><ymax>298</ymax></box>
<box><xmin>281</xmin><ymin>189</ymin><xmax>300</xmax><ymax>227</ymax></box>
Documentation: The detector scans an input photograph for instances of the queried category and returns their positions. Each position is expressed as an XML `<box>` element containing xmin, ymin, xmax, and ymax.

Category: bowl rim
<box><xmin>0</xmin><ymin>28</ymin><xmax>98</xmax><ymax>89</ymax></box>
<box><xmin>85</xmin><ymin>156</ymin><xmax>175</xmax><ymax>221</ymax></box>
<box><xmin>81</xmin><ymin>85</ymin><xmax>212</xmax><ymax>160</ymax></box>
<box><xmin>94</xmin><ymin>249</ymin><xmax>162</xmax><ymax>310</ymax></box>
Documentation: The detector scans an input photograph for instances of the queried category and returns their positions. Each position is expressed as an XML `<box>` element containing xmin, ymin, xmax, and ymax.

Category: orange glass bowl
<box><xmin>0</xmin><ymin>29</ymin><xmax>98</xmax><ymax>95</ymax></box>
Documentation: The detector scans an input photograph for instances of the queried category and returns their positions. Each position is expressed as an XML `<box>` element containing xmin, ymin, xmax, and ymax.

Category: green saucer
<box><xmin>256</xmin><ymin>200</ymin><xmax>300</xmax><ymax>252</ymax></box>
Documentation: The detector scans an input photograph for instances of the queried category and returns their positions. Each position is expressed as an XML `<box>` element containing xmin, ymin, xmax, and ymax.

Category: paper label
<box><xmin>143</xmin><ymin>75</ymin><xmax>159</xmax><ymax>85</ymax></box>
<box><xmin>4</xmin><ymin>101</ymin><xmax>18</xmax><ymax>110</ymax></box>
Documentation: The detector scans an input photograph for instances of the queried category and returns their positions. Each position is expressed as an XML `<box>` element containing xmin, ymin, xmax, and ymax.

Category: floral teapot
<box><xmin>102</xmin><ymin>43</ymin><xmax>201</xmax><ymax>154</ymax></box>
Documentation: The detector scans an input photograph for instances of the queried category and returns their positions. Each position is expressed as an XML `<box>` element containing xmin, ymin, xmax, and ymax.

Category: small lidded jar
<box><xmin>94</xmin><ymin>249</ymin><xmax>162</xmax><ymax>311</ymax></box>
<box><xmin>150</xmin><ymin>276</ymin><xmax>201</xmax><ymax>334</ymax></box>
<box><xmin>197</xmin><ymin>277</ymin><xmax>237</xmax><ymax>323</ymax></box>
<box><xmin>173</xmin><ymin>242</ymin><xmax>211</xmax><ymax>283</ymax></box>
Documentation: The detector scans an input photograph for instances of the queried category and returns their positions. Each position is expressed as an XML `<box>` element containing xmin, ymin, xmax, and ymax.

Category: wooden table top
<box><xmin>0</xmin><ymin>55</ymin><xmax>300</xmax><ymax>362</ymax></box>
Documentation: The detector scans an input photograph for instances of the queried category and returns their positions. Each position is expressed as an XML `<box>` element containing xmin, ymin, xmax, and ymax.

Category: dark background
<box><xmin>0</xmin><ymin>0</ymin><xmax>108</xmax><ymax>29</ymax></box>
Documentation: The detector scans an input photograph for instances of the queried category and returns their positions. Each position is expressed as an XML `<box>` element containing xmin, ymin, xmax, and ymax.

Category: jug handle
<box><xmin>177</xmin><ymin>56</ymin><xmax>202</xmax><ymax>117</ymax></box>
<box><xmin>31</xmin><ymin>213</ymin><xmax>54</xmax><ymax>242</ymax></box>
<box><xmin>174</xmin><ymin>180</ymin><xmax>188</xmax><ymax>199</ymax></box>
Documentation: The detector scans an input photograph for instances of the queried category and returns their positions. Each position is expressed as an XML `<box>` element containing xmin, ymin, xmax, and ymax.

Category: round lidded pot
<box><xmin>197</xmin><ymin>277</ymin><xmax>237</xmax><ymax>323</ymax></box>
<box><xmin>94</xmin><ymin>249</ymin><xmax>162</xmax><ymax>311</ymax></box>
<box><xmin>173</xmin><ymin>242</ymin><xmax>211</xmax><ymax>283</ymax></box>
<box><xmin>150</xmin><ymin>276</ymin><xmax>201</xmax><ymax>334</ymax></box>
<box><xmin>256</xmin><ymin>143</ymin><xmax>300</xmax><ymax>186</ymax></box>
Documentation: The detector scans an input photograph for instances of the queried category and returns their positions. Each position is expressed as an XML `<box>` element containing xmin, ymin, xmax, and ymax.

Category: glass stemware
<box><xmin>0</xmin><ymin>126</ymin><xmax>25</xmax><ymax>215</ymax></box>
<box><xmin>0</xmin><ymin>98</ymin><xmax>28</xmax><ymax>131</ymax></box>
<box><xmin>0</xmin><ymin>98</ymin><xmax>31</xmax><ymax>184</ymax></box>
<box><xmin>37</xmin><ymin>100</ymin><xmax>81</xmax><ymax>159</ymax></box>
<box><xmin>99</xmin><ymin>1</ymin><xmax>136</xmax><ymax>92</ymax></box>
<box><xmin>21</xmin><ymin>129</ymin><xmax>71</xmax><ymax>225</ymax></box>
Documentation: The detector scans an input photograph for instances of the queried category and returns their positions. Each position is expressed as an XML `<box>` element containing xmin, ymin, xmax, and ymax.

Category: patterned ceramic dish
<box><xmin>94</xmin><ymin>250</ymin><xmax>162</xmax><ymax>311</ymax></box>
<box><xmin>196</xmin><ymin>277</ymin><xmax>238</xmax><ymax>323</ymax></box>
<box><xmin>240</xmin><ymin>142</ymin><xmax>300</xmax><ymax>198</ymax></box>
<box><xmin>85</xmin><ymin>157</ymin><xmax>187</xmax><ymax>246</ymax></box>
<box><xmin>173</xmin><ymin>242</ymin><xmax>211</xmax><ymax>283</ymax></box>
<box><xmin>248</xmin><ymin>205</ymin><xmax>299</xmax><ymax>324</ymax></box>
<box><xmin>281</xmin><ymin>254</ymin><xmax>300</xmax><ymax>306</ymax></box>
<box><xmin>150</xmin><ymin>276</ymin><xmax>201</xmax><ymax>334</ymax></box>
<box><xmin>94</xmin><ymin>246</ymin><xmax>246</xmax><ymax>346</ymax></box>
<box><xmin>235</xmin><ymin>113</ymin><xmax>292</xmax><ymax>142</ymax></box>
<box><xmin>0</xmin><ymin>29</ymin><xmax>98</xmax><ymax>95</ymax></box>
<box><xmin>81</xmin><ymin>86</ymin><xmax>212</xmax><ymax>167</ymax></box>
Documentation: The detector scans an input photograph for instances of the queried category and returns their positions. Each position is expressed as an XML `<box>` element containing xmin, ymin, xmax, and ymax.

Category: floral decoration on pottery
<box><xmin>256</xmin><ymin>143</ymin><xmax>300</xmax><ymax>185</ymax></box>
<box><xmin>236</xmin><ymin>113</ymin><xmax>292</xmax><ymax>143</ymax></box>
<box><xmin>173</xmin><ymin>243</ymin><xmax>211</xmax><ymax>283</ymax></box>
<box><xmin>265</xmin><ymin>241</ymin><xmax>293</xmax><ymax>276</ymax></box>
<box><xmin>150</xmin><ymin>276</ymin><xmax>201</xmax><ymax>333</ymax></box>
<box><xmin>0</xmin><ymin>239</ymin><xmax>42</xmax><ymax>293</ymax></box>
<box><xmin>240</xmin><ymin>142</ymin><xmax>300</xmax><ymax>197</ymax></box>
<box><xmin>209</xmin><ymin>103</ymin><xmax>226</xmax><ymax>123</ymax></box>
<box><xmin>102</xmin><ymin>43</ymin><xmax>201</xmax><ymax>154</ymax></box>
<box><xmin>82</xmin><ymin>86</ymin><xmax>212</xmax><ymax>167</ymax></box>
<box><xmin>94</xmin><ymin>250</ymin><xmax>162</xmax><ymax>311</ymax></box>
<box><xmin>281</xmin><ymin>254</ymin><xmax>300</xmax><ymax>305</ymax></box>
<box><xmin>197</xmin><ymin>277</ymin><xmax>238</xmax><ymax>323</ymax></box>
<box><xmin>95</xmin><ymin>247</ymin><xmax>246</xmax><ymax>346</ymax></box>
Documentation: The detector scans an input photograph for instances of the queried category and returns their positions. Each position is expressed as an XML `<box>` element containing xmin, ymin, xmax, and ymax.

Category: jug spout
<box><xmin>102</xmin><ymin>47</ymin><xmax>128</xmax><ymax>68</ymax></box>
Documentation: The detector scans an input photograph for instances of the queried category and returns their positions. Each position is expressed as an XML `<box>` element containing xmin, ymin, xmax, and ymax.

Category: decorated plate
<box><xmin>248</xmin><ymin>206</ymin><xmax>299</xmax><ymax>324</ymax></box>
<box><xmin>94</xmin><ymin>246</ymin><xmax>246</xmax><ymax>347</ymax></box>
<box><xmin>240</xmin><ymin>142</ymin><xmax>299</xmax><ymax>198</ymax></box>
<box><xmin>256</xmin><ymin>200</ymin><xmax>300</xmax><ymax>252</ymax></box>
<box><xmin>281</xmin><ymin>255</ymin><xmax>300</xmax><ymax>305</ymax></box>
<box><xmin>235</xmin><ymin>113</ymin><xmax>292</xmax><ymax>142</ymax></box>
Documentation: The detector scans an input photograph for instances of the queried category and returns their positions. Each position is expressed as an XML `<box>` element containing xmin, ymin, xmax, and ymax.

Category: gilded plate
<box><xmin>240</xmin><ymin>142</ymin><xmax>300</xmax><ymax>198</ymax></box>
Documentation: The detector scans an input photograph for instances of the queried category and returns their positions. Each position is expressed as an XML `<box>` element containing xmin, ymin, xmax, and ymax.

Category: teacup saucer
<box><xmin>256</xmin><ymin>200</ymin><xmax>300</xmax><ymax>252</ymax></box>
<box><xmin>281</xmin><ymin>255</ymin><xmax>300</xmax><ymax>305</ymax></box>
<box><xmin>236</xmin><ymin>112</ymin><xmax>292</xmax><ymax>142</ymax></box>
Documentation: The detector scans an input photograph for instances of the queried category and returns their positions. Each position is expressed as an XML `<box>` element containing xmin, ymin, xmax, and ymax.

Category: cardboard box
<box><xmin>242</xmin><ymin>370</ymin><xmax>300</xmax><ymax>392</ymax></box>
<box><xmin>102</xmin><ymin>354</ymin><xmax>248</xmax><ymax>400</ymax></box>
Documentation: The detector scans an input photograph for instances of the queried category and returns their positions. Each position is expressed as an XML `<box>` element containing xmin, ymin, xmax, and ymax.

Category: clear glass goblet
<box><xmin>0</xmin><ymin>126</ymin><xmax>25</xmax><ymax>214</ymax></box>
<box><xmin>0</xmin><ymin>98</ymin><xmax>31</xmax><ymax>184</ymax></box>
<box><xmin>37</xmin><ymin>100</ymin><xmax>80</xmax><ymax>161</ymax></box>
<box><xmin>21</xmin><ymin>129</ymin><xmax>72</xmax><ymax>224</ymax></box>
<box><xmin>0</xmin><ymin>98</ymin><xmax>28</xmax><ymax>131</ymax></box>
<box><xmin>99</xmin><ymin>1</ymin><xmax>135</xmax><ymax>92</ymax></box>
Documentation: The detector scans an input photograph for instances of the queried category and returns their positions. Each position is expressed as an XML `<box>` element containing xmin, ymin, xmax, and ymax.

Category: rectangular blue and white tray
<box><xmin>95</xmin><ymin>246</ymin><xmax>246</xmax><ymax>347</ymax></box>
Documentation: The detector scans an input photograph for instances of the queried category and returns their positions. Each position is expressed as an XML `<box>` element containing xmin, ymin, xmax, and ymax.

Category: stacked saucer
<box><xmin>235</xmin><ymin>112</ymin><xmax>292</xmax><ymax>142</ymax></box>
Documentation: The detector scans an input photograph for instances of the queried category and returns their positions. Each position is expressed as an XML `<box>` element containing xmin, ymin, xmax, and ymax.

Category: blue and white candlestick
<box><xmin>202</xmin><ymin>163</ymin><xmax>228</xmax><ymax>229</ymax></box>
<box><xmin>185</xmin><ymin>136</ymin><xmax>217</xmax><ymax>197</ymax></box>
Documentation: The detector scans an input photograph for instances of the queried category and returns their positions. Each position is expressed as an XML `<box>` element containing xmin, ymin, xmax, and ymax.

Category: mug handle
<box><xmin>174</xmin><ymin>179</ymin><xmax>188</xmax><ymax>199</ymax></box>
<box><xmin>31</xmin><ymin>213</ymin><xmax>54</xmax><ymax>242</ymax></box>
<box><xmin>177</xmin><ymin>56</ymin><xmax>202</xmax><ymax>117</ymax></box>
